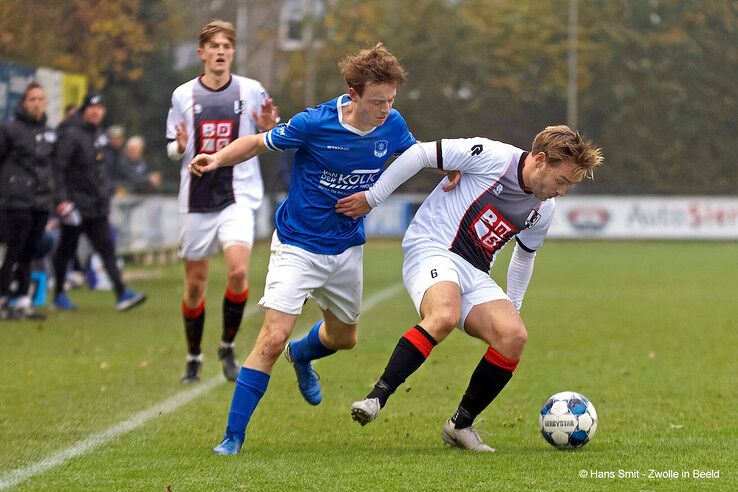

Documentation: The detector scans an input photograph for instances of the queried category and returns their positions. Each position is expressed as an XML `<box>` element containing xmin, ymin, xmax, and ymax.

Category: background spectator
<box><xmin>0</xmin><ymin>82</ymin><xmax>56</xmax><ymax>320</ymax></box>
<box><xmin>117</xmin><ymin>135</ymin><xmax>161</xmax><ymax>194</ymax></box>
<box><xmin>52</xmin><ymin>92</ymin><xmax>146</xmax><ymax>312</ymax></box>
<box><xmin>104</xmin><ymin>125</ymin><xmax>126</xmax><ymax>192</ymax></box>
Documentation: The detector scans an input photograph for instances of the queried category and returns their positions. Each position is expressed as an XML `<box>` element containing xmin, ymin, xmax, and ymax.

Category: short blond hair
<box><xmin>532</xmin><ymin>125</ymin><xmax>603</xmax><ymax>180</ymax></box>
<box><xmin>338</xmin><ymin>43</ymin><xmax>407</xmax><ymax>96</ymax></box>
<box><xmin>199</xmin><ymin>19</ymin><xmax>236</xmax><ymax>47</ymax></box>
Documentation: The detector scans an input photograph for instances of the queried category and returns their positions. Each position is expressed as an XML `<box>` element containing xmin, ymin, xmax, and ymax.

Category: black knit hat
<box><xmin>80</xmin><ymin>92</ymin><xmax>105</xmax><ymax>111</ymax></box>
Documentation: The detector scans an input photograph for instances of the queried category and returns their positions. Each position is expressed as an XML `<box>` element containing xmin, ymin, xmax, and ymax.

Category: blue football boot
<box><xmin>212</xmin><ymin>433</ymin><xmax>244</xmax><ymax>455</ymax></box>
<box><xmin>53</xmin><ymin>292</ymin><xmax>77</xmax><ymax>311</ymax></box>
<box><xmin>116</xmin><ymin>288</ymin><xmax>146</xmax><ymax>311</ymax></box>
<box><xmin>283</xmin><ymin>342</ymin><xmax>322</xmax><ymax>405</ymax></box>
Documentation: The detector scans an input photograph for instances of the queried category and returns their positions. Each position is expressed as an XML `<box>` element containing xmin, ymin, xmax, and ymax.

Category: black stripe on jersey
<box><xmin>188</xmin><ymin>77</ymin><xmax>241</xmax><ymax>213</ymax></box>
<box><xmin>517</xmin><ymin>151</ymin><xmax>532</xmax><ymax>194</ymax></box>
<box><xmin>515</xmin><ymin>237</ymin><xmax>536</xmax><ymax>253</ymax></box>
<box><xmin>436</xmin><ymin>140</ymin><xmax>444</xmax><ymax>170</ymax></box>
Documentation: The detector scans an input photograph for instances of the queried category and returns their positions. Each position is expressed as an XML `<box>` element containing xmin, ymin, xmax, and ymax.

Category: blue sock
<box><xmin>224</xmin><ymin>367</ymin><xmax>270</xmax><ymax>440</ymax></box>
<box><xmin>289</xmin><ymin>320</ymin><xmax>336</xmax><ymax>363</ymax></box>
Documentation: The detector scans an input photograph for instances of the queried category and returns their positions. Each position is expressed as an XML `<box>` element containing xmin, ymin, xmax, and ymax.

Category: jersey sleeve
<box><xmin>165</xmin><ymin>91</ymin><xmax>183</xmax><ymax>141</ymax></box>
<box><xmin>264</xmin><ymin>110</ymin><xmax>309</xmax><ymax>151</ymax></box>
<box><xmin>435</xmin><ymin>137</ymin><xmax>505</xmax><ymax>175</ymax></box>
<box><xmin>515</xmin><ymin>198</ymin><xmax>555</xmax><ymax>251</ymax></box>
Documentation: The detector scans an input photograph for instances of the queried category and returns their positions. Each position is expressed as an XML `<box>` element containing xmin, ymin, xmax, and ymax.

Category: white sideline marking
<box><xmin>0</xmin><ymin>282</ymin><xmax>403</xmax><ymax>490</ymax></box>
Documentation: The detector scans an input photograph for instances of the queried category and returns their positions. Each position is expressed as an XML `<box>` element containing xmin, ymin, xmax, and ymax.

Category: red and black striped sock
<box><xmin>367</xmin><ymin>325</ymin><xmax>437</xmax><ymax>408</ymax></box>
<box><xmin>182</xmin><ymin>300</ymin><xmax>205</xmax><ymax>356</ymax></box>
<box><xmin>452</xmin><ymin>346</ymin><xmax>519</xmax><ymax>429</ymax></box>
<box><xmin>222</xmin><ymin>287</ymin><xmax>248</xmax><ymax>344</ymax></box>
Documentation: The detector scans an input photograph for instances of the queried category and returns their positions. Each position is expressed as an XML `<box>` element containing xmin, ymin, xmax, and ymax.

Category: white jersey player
<box><xmin>340</xmin><ymin>125</ymin><xmax>603</xmax><ymax>452</ymax></box>
<box><xmin>166</xmin><ymin>20</ymin><xmax>278</xmax><ymax>384</ymax></box>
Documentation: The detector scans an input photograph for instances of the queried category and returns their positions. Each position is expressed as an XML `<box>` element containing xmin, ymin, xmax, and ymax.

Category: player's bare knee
<box><xmin>260</xmin><ymin>329</ymin><xmax>290</xmax><ymax>359</ymax></box>
<box><xmin>421</xmin><ymin>310</ymin><xmax>459</xmax><ymax>336</ymax></box>
<box><xmin>504</xmin><ymin>321</ymin><xmax>528</xmax><ymax>352</ymax></box>
<box><xmin>185</xmin><ymin>284</ymin><xmax>205</xmax><ymax>304</ymax></box>
<box><xmin>227</xmin><ymin>268</ymin><xmax>247</xmax><ymax>288</ymax></box>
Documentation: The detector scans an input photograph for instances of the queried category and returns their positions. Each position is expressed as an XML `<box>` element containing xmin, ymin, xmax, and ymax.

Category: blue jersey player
<box><xmin>190</xmin><ymin>43</ymin><xmax>442</xmax><ymax>455</ymax></box>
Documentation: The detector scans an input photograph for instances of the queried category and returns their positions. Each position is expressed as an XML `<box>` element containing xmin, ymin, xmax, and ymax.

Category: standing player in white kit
<box><xmin>338</xmin><ymin>125</ymin><xmax>603</xmax><ymax>451</ymax></box>
<box><xmin>166</xmin><ymin>20</ymin><xmax>278</xmax><ymax>383</ymax></box>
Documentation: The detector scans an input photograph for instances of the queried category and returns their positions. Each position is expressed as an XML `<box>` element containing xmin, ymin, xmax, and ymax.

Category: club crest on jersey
<box><xmin>373</xmin><ymin>140</ymin><xmax>388</xmax><ymax>158</ymax></box>
<box><xmin>194</xmin><ymin>104</ymin><xmax>203</xmax><ymax>114</ymax></box>
<box><xmin>492</xmin><ymin>184</ymin><xmax>504</xmax><ymax>196</ymax></box>
<box><xmin>525</xmin><ymin>209</ymin><xmax>541</xmax><ymax>228</ymax></box>
<box><xmin>233</xmin><ymin>99</ymin><xmax>246</xmax><ymax>114</ymax></box>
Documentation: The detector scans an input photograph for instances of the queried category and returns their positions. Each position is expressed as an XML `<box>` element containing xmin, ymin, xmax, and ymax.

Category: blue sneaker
<box><xmin>116</xmin><ymin>288</ymin><xmax>146</xmax><ymax>311</ymax></box>
<box><xmin>54</xmin><ymin>292</ymin><xmax>77</xmax><ymax>311</ymax></box>
<box><xmin>283</xmin><ymin>342</ymin><xmax>322</xmax><ymax>405</ymax></box>
<box><xmin>212</xmin><ymin>433</ymin><xmax>243</xmax><ymax>455</ymax></box>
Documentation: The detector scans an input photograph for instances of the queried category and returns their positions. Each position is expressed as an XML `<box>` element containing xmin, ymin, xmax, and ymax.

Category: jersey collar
<box><xmin>517</xmin><ymin>151</ymin><xmax>533</xmax><ymax>194</ymax></box>
<box><xmin>337</xmin><ymin>94</ymin><xmax>377</xmax><ymax>136</ymax></box>
<box><xmin>198</xmin><ymin>74</ymin><xmax>233</xmax><ymax>92</ymax></box>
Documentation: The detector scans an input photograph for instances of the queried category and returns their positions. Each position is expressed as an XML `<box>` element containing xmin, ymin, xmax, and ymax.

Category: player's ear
<box><xmin>534</xmin><ymin>152</ymin><xmax>547</xmax><ymax>169</ymax></box>
<box><xmin>348</xmin><ymin>87</ymin><xmax>358</xmax><ymax>101</ymax></box>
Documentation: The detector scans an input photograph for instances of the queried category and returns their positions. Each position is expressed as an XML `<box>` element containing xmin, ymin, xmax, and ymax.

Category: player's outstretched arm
<box><xmin>506</xmin><ymin>242</ymin><xmax>537</xmax><ymax>311</ymax></box>
<box><xmin>188</xmin><ymin>134</ymin><xmax>267</xmax><ymax>176</ymax></box>
<box><xmin>335</xmin><ymin>142</ymin><xmax>433</xmax><ymax>218</ymax></box>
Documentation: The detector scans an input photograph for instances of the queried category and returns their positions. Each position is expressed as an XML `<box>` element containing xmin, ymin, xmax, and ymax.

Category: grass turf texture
<box><xmin>0</xmin><ymin>240</ymin><xmax>735</xmax><ymax>491</ymax></box>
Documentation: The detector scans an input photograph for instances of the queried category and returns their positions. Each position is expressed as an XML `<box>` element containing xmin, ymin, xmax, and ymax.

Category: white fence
<box><xmin>109</xmin><ymin>194</ymin><xmax>738</xmax><ymax>254</ymax></box>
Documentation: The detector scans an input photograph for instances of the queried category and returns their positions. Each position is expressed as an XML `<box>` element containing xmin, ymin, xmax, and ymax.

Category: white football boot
<box><xmin>441</xmin><ymin>419</ymin><xmax>495</xmax><ymax>452</ymax></box>
<box><xmin>351</xmin><ymin>398</ymin><xmax>381</xmax><ymax>426</ymax></box>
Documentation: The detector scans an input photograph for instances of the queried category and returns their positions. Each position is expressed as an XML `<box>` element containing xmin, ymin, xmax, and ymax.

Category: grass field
<box><xmin>0</xmin><ymin>240</ymin><xmax>736</xmax><ymax>491</ymax></box>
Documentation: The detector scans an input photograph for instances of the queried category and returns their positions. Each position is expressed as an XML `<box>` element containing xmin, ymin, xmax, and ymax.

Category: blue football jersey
<box><xmin>264</xmin><ymin>95</ymin><xmax>416</xmax><ymax>254</ymax></box>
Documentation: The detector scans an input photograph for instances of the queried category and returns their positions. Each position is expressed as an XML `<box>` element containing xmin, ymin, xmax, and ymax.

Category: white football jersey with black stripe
<box><xmin>402</xmin><ymin>138</ymin><xmax>555</xmax><ymax>272</ymax></box>
<box><xmin>167</xmin><ymin>75</ymin><xmax>268</xmax><ymax>213</ymax></box>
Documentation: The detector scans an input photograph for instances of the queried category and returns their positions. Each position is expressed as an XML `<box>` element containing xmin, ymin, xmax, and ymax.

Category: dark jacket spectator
<box><xmin>50</xmin><ymin>93</ymin><xmax>146</xmax><ymax>312</ymax></box>
<box><xmin>0</xmin><ymin>104</ymin><xmax>56</xmax><ymax>211</ymax></box>
<box><xmin>0</xmin><ymin>82</ymin><xmax>56</xmax><ymax>320</ymax></box>
<box><xmin>53</xmin><ymin>104</ymin><xmax>111</xmax><ymax>219</ymax></box>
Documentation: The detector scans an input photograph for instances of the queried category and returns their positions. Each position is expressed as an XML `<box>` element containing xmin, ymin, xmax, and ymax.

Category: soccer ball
<box><xmin>539</xmin><ymin>391</ymin><xmax>598</xmax><ymax>449</ymax></box>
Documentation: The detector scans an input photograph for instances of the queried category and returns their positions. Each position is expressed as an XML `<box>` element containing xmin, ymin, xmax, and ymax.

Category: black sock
<box><xmin>182</xmin><ymin>301</ymin><xmax>205</xmax><ymax>356</ymax></box>
<box><xmin>367</xmin><ymin>325</ymin><xmax>437</xmax><ymax>408</ymax></box>
<box><xmin>452</xmin><ymin>355</ymin><xmax>514</xmax><ymax>429</ymax></box>
<box><xmin>222</xmin><ymin>288</ymin><xmax>248</xmax><ymax>344</ymax></box>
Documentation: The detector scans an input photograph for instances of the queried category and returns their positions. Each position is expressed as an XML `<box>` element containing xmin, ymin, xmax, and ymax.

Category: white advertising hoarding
<box><xmin>108</xmin><ymin>195</ymin><xmax>738</xmax><ymax>254</ymax></box>
<box><xmin>548</xmin><ymin>196</ymin><xmax>738</xmax><ymax>239</ymax></box>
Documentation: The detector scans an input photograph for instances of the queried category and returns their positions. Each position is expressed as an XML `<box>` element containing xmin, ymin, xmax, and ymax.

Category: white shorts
<box><xmin>258</xmin><ymin>231</ymin><xmax>363</xmax><ymax>325</ymax></box>
<box><xmin>402</xmin><ymin>244</ymin><xmax>509</xmax><ymax>331</ymax></box>
<box><xmin>179</xmin><ymin>202</ymin><xmax>255</xmax><ymax>260</ymax></box>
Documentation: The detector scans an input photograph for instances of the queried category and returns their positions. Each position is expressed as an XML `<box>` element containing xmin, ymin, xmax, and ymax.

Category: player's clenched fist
<box><xmin>188</xmin><ymin>154</ymin><xmax>219</xmax><ymax>176</ymax></box>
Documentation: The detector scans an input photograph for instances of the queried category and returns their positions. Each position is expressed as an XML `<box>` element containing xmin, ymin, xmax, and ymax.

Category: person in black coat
<box><xmin>0</xmin><ymin>82</ymin><xmax>55</xmax><ymax>320</ymax></box>
<box><xmin>52</xmin><ymin>93</ymin><xmax>146</xmax><ymax>312</ymax></box>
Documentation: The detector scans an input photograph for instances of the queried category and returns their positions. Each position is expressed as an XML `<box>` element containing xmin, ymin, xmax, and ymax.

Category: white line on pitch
<box><xmin>0</xmin><ymin>282</ymin><xmax>403</xmax><ymax>490</ymax></box>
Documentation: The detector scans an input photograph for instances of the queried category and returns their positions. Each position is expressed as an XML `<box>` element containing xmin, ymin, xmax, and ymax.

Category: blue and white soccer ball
<box><xmin>539</xmin><ymin>391</ymin><xmax>598</xmax><ymax>449</ymax></box>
